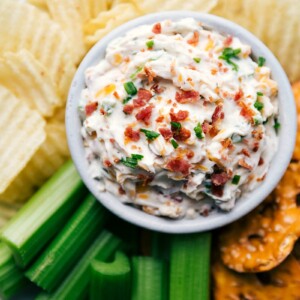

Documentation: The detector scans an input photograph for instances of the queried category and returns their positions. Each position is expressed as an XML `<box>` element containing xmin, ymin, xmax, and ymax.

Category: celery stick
<box><xmin>1</xmin><ymin>161</ymin><xmax>87</xmax><ymax>268</ymax></box>
<box><xmin>0</xmin><ymin>243</ymin><xmax>28</xmax><ymax>299</ymax></box>
<box><xmin>131</xmin><ymin>256</ymin><xmax>168</xmax><ymax>300</ymax></box>
<box><xmin>170</xmin><ymin>232</ymin><xmax>211</xmax><ymax>300</ymax></box>
<box><xmin>35</xmin><ymin>231</ymin><xmax>122</xmax><ymax>300</ymax></box>
<box><xmin>90</xmin><ymin>251</ymin><xmax>131</xmax><ymax>300</ymax></box>
<box><xmin>26</xmin><ymin>194</ymin><xmax>107</xmax><ymax>292</ymax></box>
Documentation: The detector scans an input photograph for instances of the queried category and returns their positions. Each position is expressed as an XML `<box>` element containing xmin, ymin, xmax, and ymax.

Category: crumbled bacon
<box><xmin>103</xmin><ymin>160</ymin><xmax>112</xmax><ymax>167</ymax></box>
<box><xmin>234</xmin><ymin>88</ymin><xmax>244</xmax><ymax>101</ymax></box>
<box><xmin>170</xmin><ymin>110</ymin><xmax>189</xmax><ymax>122</ymax></box>
<box><xmin>151</xmin><ymin>83</ymin><xmax>165</xmax><ymax>94</ymax></box>
<box><xmin>239</xmin><ymin>101</ymin><xmax>254</xmax><ymax>121</ymax></box>
<box><xmin>137</xmin><ymin>88</ymin><xmax>152</xmax><ymax>102</ymax></box>
<box><xmin>109</xmin><ymin>138</ymin><xmax>115</xmax><ymax>143</ymax></box>
<box><xmin>186</xmin><ymin>149</ymin><xmax>194</xmax><ymax>159</ymax></box>
<box><xmin>144</xmin><ymin>66</ymin><xmax>156</xmax><ymax>83</ymax></box>
<box><xmin>173</xmin><ymin>127</ymin><xmax>191</xmax><ymax>141</ymax></box>
<box><xmin>124</xmin><ymin>127</ymin><xmax>140</xmax><ymax>142</ymax></box>
<box><xmin>258</xmin><ymin>157</ymin><xmax>264</xmax><ymax>166</ymax></box>
<box><xmin>113</xmin><ymin>91</ymin><xmax>120</xmax><ymax>99</ymax></box>
<box><xmin>85</xmin><ymin>102</ymin><xmax>98</xmax><ymax>116</ymax></box>
<box><xmin>202</xmin><ymin>121</ymin><xmax>210</xmax><ymax>134</ymax></box>
<box><xmin>211</xmin><ymin>185</ymin><xmax>224</xmax><ymax>197</ymax></box>
<box><xmin>187</xmin><ymin>31</ymin><xmax>199</xmax><ymax>46</ymax></box>
<box><xmin>224</xmin><ymin>35</ymin><xmax>233</xmax><ymax>46</ymax></box>
<box><xmin>152</xmin><ymin>23</ymin><xmax>161</xmax><ymax>34</ymax></box>
<box><xmin>221</xmin><ymin>138</ymin><xmax>233</xmax><ymax>149</ymax></box>
<box><xmin>212</xmin><ymin>105</ymin><xmax>224</xmax><ymax>123</ymax></box>
<box><xmin>159</xmin><ymin>128</ymin><xmax>173</xmax><ymax>141</ymax></box>
<box><xmin>238</xmin><ymin>159</ymin><xmax>253</xmax><ymax>170</ymax></box>
<box><xmin>253</xmin><ymin>141</ymin><xmax>259</xmax><ymax>152</ymax></box>
<box><xmin>156</xmin><ymin>115</ymin><xmax>164</xmax><ymax>123</ymax></box>
<box><xmin>166</xmin><ymin>158</ymin><xmax>191</xmax><ymax>176</ymax></box>
<box><xmin>133</xmin><ymin>98</ymin><xmax>146</xmax><ymax>107</ymax></box>
<box><xmin>211</xmin><ymin>172</ymin><xmax>230</xmax><ymax>186</ymax></box>
<box><xmin>118</xmin><ymin>186</ymin><xmax>126</xmax><ymax>195</ymax></box>
<box><xmin>123</xmin><ymin>104</ymin><xmax>134</xmax><ymax>114</ymax></box>
<box><xmin>135</xmin><ymin>106</ymin><xmax>153</xmax><ymax>125</ymax></box>
<box><xmin>175</xmin><ymin>89</ymin><xmax>200</xmax><ymax>103</ymax></box>
<box><xmin>241</xmin><ymin>148</ymin><xmax>251</xmax><ymax>157</ymax></box>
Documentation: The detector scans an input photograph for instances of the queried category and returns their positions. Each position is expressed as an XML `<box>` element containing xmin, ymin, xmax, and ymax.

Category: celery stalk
<box><xmin>35</xmin><ymin>231</ymin><xmax>122</xmax><ymax>300</ymax></box>
<box><xmin>131</xmin><ymin>256</ymin><xmax>168</xmax><ymax>300</ymax></box>
<box><xmin>90</xmin><ymin>251</ymin><xmax>131</xmax><ymax>300</ymax></box>
<box><xmin>1</xmin><ymin>161</ymin><xmax>87</xmax><ymax>268</ymax></box>
<box><xmin>169</xmin><ymin>232</ymin><xmax>211</xmax><ymax>300</ymax></box>
<box><xmin>26</xmin><ymin>194</ymin><xmax>107</xmax><ymax>292</ymax></box>
<box><xmin>0</xmin><ymin>243</ymin><xmax>28</xmax><ymax>299</ymax></box>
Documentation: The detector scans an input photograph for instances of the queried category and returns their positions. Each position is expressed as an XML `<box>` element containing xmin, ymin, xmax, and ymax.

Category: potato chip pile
<box><xmin>0</xmin><ymin>0</ymin><xmax>299</xmax><ymax>293</ymax></box>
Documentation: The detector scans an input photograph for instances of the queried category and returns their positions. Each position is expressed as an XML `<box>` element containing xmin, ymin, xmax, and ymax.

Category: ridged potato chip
<box><xmin>0</xmin><ymin>0</ymin><xmax>76</xmax><ymax>98</ymax></box>
<box><xmin>84</xmin><ymin>3</ymin><xmax>141</xmax><ymax>47</ymax></box>
<box><xmin>0</xmin><ymin>50</ymin><xmax>61</xmax><ymax>117</ymax></box>
<box><xmin>0</xmin><ymin>122</ymin><xmax>69</xmax><ymax>203</ymax></box>
<box><xmin>213</xmin><ymin>253</ymin><xmax>300</xmax><ymax>300</ymax></box>
<box><xmin>27</xmin><ymin>0</ymin><xmax>48</xmax><ymax>12</ymax></box>
<box><xmin>211</xmin><ymin>0</ymin><xmax>300</xmax><ymax>83</ymax></box>
<box><xmin>219</xmin><ymin>163</ymin><xmax>300</xmax><ymax>273</ymax></box>
<box><xmin>88</xmin><ymin>0</ymin><xmax>109</xmax><ymax>18</ymax></box>
<box><xmin>46</xmin><ymin>0</ymin><xmax>87</xmax><ymax>63</ymax></box>
<box><xmin>0</xmin><ymin>86</ymin><xmax>46</xmax><ymax>194</ymax></box>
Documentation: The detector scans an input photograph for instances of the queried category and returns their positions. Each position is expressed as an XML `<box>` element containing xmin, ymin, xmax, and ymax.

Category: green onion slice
<box><xmin>194</xmin><ymin>123</ymin><xmax>204</xmax><ymax>139</ymax></box>
<box><xmin>258</xmin><ymin>56</ymin><xmax>266</xmax><ymax>67</ymax></box>
<box><xmin>140</xmin><ymin>129</ymin><xmax>160</xmax><ymax>141</ymax></box>
<box><xmin>171</xmin><ymin>139</ymin><xmax>179</xmax><ymax>149</ymax></box>
<box><xmin>232</xmin><ymin>175</ymin><xmax>241</xmax><ymax>185</ymax></box>
<box><xmin>124</xmin><ymin>82</ymin><xmax>137</xmax><ymax>96</ymax></box>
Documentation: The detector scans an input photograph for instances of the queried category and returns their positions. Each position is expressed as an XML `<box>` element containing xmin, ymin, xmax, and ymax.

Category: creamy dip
<box><xmin>80</xmin><ymin>18</ymin><xmax>279</xmax><ymax>219</ymax></box>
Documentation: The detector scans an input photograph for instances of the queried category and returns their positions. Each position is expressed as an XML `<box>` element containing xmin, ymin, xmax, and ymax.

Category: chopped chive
<box><xmin>232</xmin><ymin>175</ymin><xmax>241</xmax><ymax>185</ymax></box>
<box><xmin>193</xmin><ymin>57</ymin><xmax>201</xmax><ymax>63</ymax></box>
<box><xmin>257</xmin><ymin>92</ymin><xmax>263</xmax><ymax>96</ymax></box>
<box><xmin>120</xmin><ymin>157</ymin><xmax>138</xmax><ymax>169</ymax></box>
<box><xmin>131</xmin><ymin>154</ymin><xmax>144</xmax><ymax>160</ymax></box>
<box><xmin>253</xmin><ymin>118</ymin><xmax>261</xmax><ymax>125</ymax></box>
<box><xmin>171</xmin><ymin>139</ymin><xmax>179</xmax><ymax>149</ymax></box>
<box><xmin>170</xmin><ymin>122</ymin><xmax>181</xmax><ymax>130</ymax></box>
<box><xmin>219</xmin><ymin>48</ymin><xmax>241</xmax><ymax>71</ymax></box>
<box><xmin>124</xmin><ymin>82</ymin><xmax>137</xmax><ymax>96</ymax></box>
<box><xmin>123</xmin><ymin>97</ymin><xmax>132</xmax><ymax>104</ymax></box>
<box><xmin>146</xmin><ymin>40</ymin><xmax>154</xmax><ymax>49</ymax></box>
<box><xmin>194</xmin><ymin>123</ymin><xmax>204</xmax><ymax>139</ymax></box>
<box><xmin>130</xmin><ymin>66</ymin><xmax>144</xmax><ymax>80</ymax></box>
<box><xmin>274</xmin><ymin>118</ymin><xmax>281</xmax><ymax>133</ymax></box>
<box><xmin>140</xmin><ymin>129</ymin><xmax>160</xmax><ymax>141</ymax></box>
<box><xmin>258</xmin><ymin>56</ymin><xmax>266</xmax><ymax>67</ymax></box>
<box><xmin>254</xmin><ymin>101</ymin><xmax>264</xmax><ymax>111</ymax></box>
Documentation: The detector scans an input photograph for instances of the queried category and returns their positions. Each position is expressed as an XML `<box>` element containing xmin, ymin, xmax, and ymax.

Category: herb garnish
<box><xmin>130</xmin><ymin>66</ymin><xmax>144</xmax><ymax>80</ymax></box>
<box><xmin>254</xmin><ymin>101</ymin><xmax>264</xmax><ymax>111</ymax></box>
<box><xmin>120</xmin><ymin>154</ymin><xmax>144</xmax><ymax>169</ymax></box>
<box><xmin>258</xmin><ymin>56</ymin><xmax>266</xmax><ymax>67</ymax></box>
<box><xmin>124</xmin><ymin>82</ymin><xmax>137</xmax><ymax>95</ymax></box>
<box><xmin>171</xmin><ymin>139</ymin><xmax>179</xmax><ymax>149</ymax></box>
<box><xmin>170</xmin><ymin>122</ymin><xmax>181</xmax><ymax>130</ymax></box>
<box><xmin>257</xmin><ymin>92</ymin><xmax>263</xmax><ymax>96</ymax></box>
<box><xmin>123</xmin><ymin>96</ymin><xmax>132</xmax><ymax>104</ymax></box>
<box><xmin>140</xmin><ymin>129</ymin><xmax>160</xmax><ymax>141</ymax></box>
<box><xmin>194</xmin><ymin>123</ymin><xmax>204</xmax><ymax>139</ymax></box>
<box><xmin>146</xmin><ymin>40</ymin><xmax>154</xmax><ymax>49</ymax></box>
<box><xmin>274</xmin><ymin>118</ymin><xmax>281</xmax><ymax>133</ymax></box>
<box><xmin>219</xmin><ymin>48</ymin><xmax>241</xmax><ymax>71</ymax></box>
<box><xmin>232</xmin><ymin>175</ymin><xmax>241</xmax><ymax>185</ymax></box>
<box><xmin>193</xmin><ymin>57</ymin><xmax>201</xmax><ymax>63</ymax></box>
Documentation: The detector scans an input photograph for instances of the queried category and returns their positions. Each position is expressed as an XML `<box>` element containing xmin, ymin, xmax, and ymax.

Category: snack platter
<box><xmin>0</xmin><ymin>1</ymin><xmax>299</xmax><ymax>299</ymax></box>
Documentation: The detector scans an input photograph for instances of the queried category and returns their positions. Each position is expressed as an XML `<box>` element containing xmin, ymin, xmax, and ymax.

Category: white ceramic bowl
<box><xmin>66</xmin><ymin>11</ymin><xmax>296</xmax><ymax>233</ymax></box>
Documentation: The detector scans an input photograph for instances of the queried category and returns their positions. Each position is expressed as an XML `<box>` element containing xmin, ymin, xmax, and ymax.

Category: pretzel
<box><xmin>213</xmin><ymin>251</ymin><xmax>300</xmax><ymax>300</ymax></box>
<box><xmin>292</xmin><ymin>81</ymin><xmax>300</xmax><ymax>160</ymax></box>
<box><xmin>219</xmin><ymin>163</ymin><xmax>300</xmax><ymax>272</ymax></box>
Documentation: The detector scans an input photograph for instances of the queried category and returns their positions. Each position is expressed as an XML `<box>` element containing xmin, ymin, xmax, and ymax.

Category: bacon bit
<box><xmin>109</xmin><ymin>138</ymin><xmax>115</xmax><ymax>143</ymax></box>
<box><xmin>114</xmin><ymin>158</ymin><xmax>120</xmax><ymax>163</ymax></box>
<box><xmin>211</xmin><ymin>69</ymin><xmax>218</xmax><ymax>75</ymax></box>
<box><xmin>124</xmin><ymin>56</ymin><xmax>130</xmax><ymax>63</ymax></box>
<box><xmin>175</xmin><ymin>89</ymin><xmax>199</xmax><ymax>103</ymax></box>
<box><xmin>159</xmin><ymin>128</ymin><xmax>173</xmax><ymax>141</ymax></box>
<box><xmin>212</xmin><ymin>185</ymin><xmax>224</xmax><ymax>197</ymax></box>
<box><xmin>135</xmin><ymin>106</ymin><xmax>153</xmax><ymax>125</ymax></box>
<box><xmin>133</xmin><ymin>98</ymin><xmax>146</xmax><ymax>107</ymax></box>
<box><xmin>239</xmin><ymin>101</ymin><xmax>254</xmax><ymax>121</ymax></box>
<box><xmin>238</xmin><ymin>159</ymin><xmax>253</xmax><ymax>171</ymax></box>
<box><xmin>170</xmin><ymin>110</ymin><xmax>189</xmax><ymax>122</ymax></box>
<box><xmin>166</xmin><ymin>157</ymin><xmax>191</xmax><ymax>176</ymax></box>
<box><xmin>85</xmin><ymin>102</ymin><xmax>98</xmax><ymax>116</ymax></box>
<box><xmin>202</xmin><ymin>121</ymin><xmax>210</xmax><ymax>134</ymax></box>
<box><xmin>256</xmin><ymin>174</ymin><xmax>266</xmax><ymax>182</ymax></box>
<box><xmin>112</xmin><ymin>91</ymin><xmax>120</xmax><ymax>99</ymax></box>
<box><xmin>187</xmin><ymin>31</ymin><xmax>199</xmax><ymax>46</ymax></box>
<box><xmin>224</xmin><ymin>35</ymin><xmax>233</xmax><ymax>46</ymax></box>
<box><xmin>124</xmin><ymin>127</ymin><xmax>140</xmax><ymax>142</ymax></box>
<box><xmin>234</xmin><ymin>89</ymin><xmax>244</xmax><ymax>101</ymax></box>
<box><xmin>89</xmin><ymin>131</ymin><xmax>97</xmax><ymax>139</ymax></box>
<box><xmin>209</xmin><ymin>125</ymin><xmax>219</xmax><ymax>137</ymax></box>
<box><xmin>137</xmin><ymin>88</ymin><xmax>152</xmax><ymax>102</ymax></box>
<box><xmin>103</xmin><ymin>160</ymin><xmax>112</xmax><ymax>167</ymax></box>
<box><xmin>99</xmin><ymin>108</ymin><xmax>106</xmax><ymax>115</ymax></box>
<box><xmin>154</xmin><ymin>116</ymin><xmax>163</xmax><ymax>123</ymax></box>
<box><xmin>188</xmin><ymin>65</ymin><xmax>197</xmax><ymax>71</ymax></box>
<box><xmin>258</xmin><ymin>157</ymin><xmax>264</xmax><ymax>166</ymax></box>
<box><xmin>211</xmin><ymin>172</ymin><xmax>230</xmax><ymax>186</ymax></box>
<box><xmin>151</xmin><ymin>83</ymin><xmax>165</xmax><ymax>94</ymax></box>
<box><xmin>123</xmin><ymin>104</ymin><xmax>134</xmax><ymax>114</ymax></box>
<box><xmin>252</xmin><ymin>129</ymin><xmax>263</xmax><ymax>140</ymax></box>
<box><xmin>118</xmin><ymin>186</ymin><xmax>126</xmax><ymax>195</ymax></box>
<box><xmin>186</xmin><ymin>149</ymin><xmax>194</xmax><ymax>159</ymax></box>
<box><xmin>241</xmin><ymin>148</ymin><xmax>251</xmax><ymax>157</ymax></box>
<box><xmin>221</xmin><ymin>138</ymin><xmax>233</xmax><ymax>149</ymax></box>
<box><xmin>173</xmin><ymin>127</ymin><xmax>191</xmax><ymax>142</ymax></box>
<box><xmin>253</xmin><ymin>141</ymin><xmax>260</xmax><ymax>152</ymax></box>
<box><xmin>152</xmin><ymin>23</ymin><xmax>161</xmax><ymax>34</ymax></box>
<box><xmin>212</xmin><ymin>105</ymin><xmax>224</xmax><ymax>123</ymax></box>
<box><xmin>144</xmin><ymin>66</ymin><xmax>156</xmax><ymax>83</ymax></box>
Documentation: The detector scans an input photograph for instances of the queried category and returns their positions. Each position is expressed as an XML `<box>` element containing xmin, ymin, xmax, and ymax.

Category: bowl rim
<box><xmin>66</xmin><ymin>11</ymin><xmax>296</xmax><ymax>233</ymax></box>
